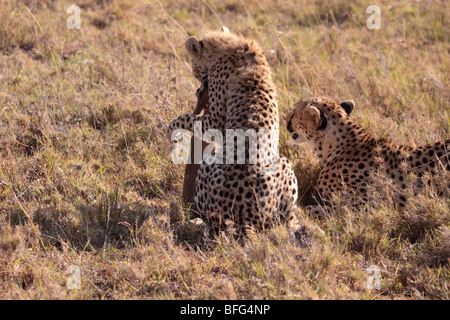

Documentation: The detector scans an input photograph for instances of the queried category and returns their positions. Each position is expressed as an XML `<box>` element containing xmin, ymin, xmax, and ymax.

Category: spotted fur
<box><xmin>167</xmin><ymin>31</ymin><xmax>300</xmax><ymax>235</ymax></box>
<box><xmin>286</xmin><ymin>97</ymin><xmax>450</xmax><ymax>215</ymax></box>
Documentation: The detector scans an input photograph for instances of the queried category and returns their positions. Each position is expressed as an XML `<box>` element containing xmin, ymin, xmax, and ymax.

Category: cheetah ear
<box><xmin>185</xmin><ymin>36</ymin><xmax>202</xmax><ymax>58</ymax></box>
<box><xmin>221</xmin><ymin>26</ymin><xmax>230</xmax><ymax>34</ymax></box>
<box><xmin>340</xmin><ymin>100</ymin><xmax>355</xmax><ymax>115</ymax></box>
<box><xmin>306</xmin><ymin>106</ymin><xmax>327</xmax><ymax>130</ymax></box>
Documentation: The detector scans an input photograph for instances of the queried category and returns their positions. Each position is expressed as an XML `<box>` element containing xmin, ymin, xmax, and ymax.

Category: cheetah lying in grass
<box><xmin>286</xmin><ymin>97</ymin><xmax>450</xmax><ymax>216</ymax></box>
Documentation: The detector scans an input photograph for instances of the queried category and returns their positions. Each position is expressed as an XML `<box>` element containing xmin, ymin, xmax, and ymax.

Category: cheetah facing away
<box><xmin>286</xmin><ymin>97</ymin><xmax>450</xmax><ymax>215</ymax></box>
<box><xmin>167</xmin><ymin>31</ymin><xmax>302</xmax><ymax>236</ymax></box>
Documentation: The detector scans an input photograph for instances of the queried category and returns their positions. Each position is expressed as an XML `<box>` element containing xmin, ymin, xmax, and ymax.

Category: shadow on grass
<box><xmin>3</xmin><ymin>190</ymin><xmax>154</xmax><ymax>250</ymax></box>
<box><xmin>33</xmin><ymin>200</ymin><xmax>152</xmax><ymax>250</ymax></box>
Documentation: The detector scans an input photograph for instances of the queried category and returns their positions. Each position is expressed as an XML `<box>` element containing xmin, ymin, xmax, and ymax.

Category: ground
<box><xmin>0</xmin><ymin>0</ymin><xmax>449</xmax><ymax>299</ymax></box>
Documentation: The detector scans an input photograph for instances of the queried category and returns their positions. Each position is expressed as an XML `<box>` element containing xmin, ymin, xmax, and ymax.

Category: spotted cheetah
<box><xmin>167</xmin><ymin>31</ymin><xmax>302</xmax><ymax>236</ymax></box>
<box><xmin>286</xmin><ymin>97</ymin><xmax>450</xmax><ymax>215</ymax></box>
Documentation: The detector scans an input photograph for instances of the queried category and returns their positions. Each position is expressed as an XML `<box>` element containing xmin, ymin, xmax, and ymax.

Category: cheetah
<box><xmin>167</xmin><ymin>31</ymin><xmax>302</xmax><ymax>236</ymax></box>
<box><xmin>286</xmin><ymin>96</ymin><xmax>450</xmax><ymax>216</ymax></box>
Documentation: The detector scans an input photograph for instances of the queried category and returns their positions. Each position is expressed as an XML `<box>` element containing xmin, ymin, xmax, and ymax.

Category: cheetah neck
<box><xmin>315</xmin><ymin>120</ymin><xmax>378</xmax><ymax>166</ymax></box>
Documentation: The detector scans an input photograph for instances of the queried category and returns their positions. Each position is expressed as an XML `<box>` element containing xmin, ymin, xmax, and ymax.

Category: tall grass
<box><xmin>0</xmin><ymin>0</ymin><xmax>448</xmax><ymax>299</ymax></box>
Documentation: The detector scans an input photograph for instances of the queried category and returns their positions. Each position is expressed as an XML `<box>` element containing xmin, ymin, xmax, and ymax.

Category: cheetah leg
<box><xmin>166</xmin><ymin>113</ymin><xmax>214</xmax><ymax>142</ymax></box>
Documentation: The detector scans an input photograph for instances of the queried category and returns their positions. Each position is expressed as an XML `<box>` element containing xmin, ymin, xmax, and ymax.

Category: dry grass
<box><xmin>0</xmin><ymin>0</ymin><xmax>449</xmax><ymax>299</ymax></box>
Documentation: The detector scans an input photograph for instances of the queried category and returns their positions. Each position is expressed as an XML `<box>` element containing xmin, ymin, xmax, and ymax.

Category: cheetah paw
<box><xmin>289</xmin><ymin>224</ymin><xmax>315</xmax><ymax>248</ymax></box>
<box><xmin>305</xmin><ymin>205</ymin><xmax>331</xmax><ymax>219</ymax></box>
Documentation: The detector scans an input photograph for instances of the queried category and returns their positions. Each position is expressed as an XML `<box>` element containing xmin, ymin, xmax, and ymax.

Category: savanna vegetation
<box><xmin>0</xmin><ymin>0</ymin><xmax>448</xmax><ymax>299</ymax></box>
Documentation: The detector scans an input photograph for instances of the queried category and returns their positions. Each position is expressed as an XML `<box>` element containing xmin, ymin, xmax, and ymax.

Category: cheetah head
<box><xmin>286</xmin><ymin>97</ymin><xmax>355</xmax><ymax>146</ymax></box>
<box><xmin>185</xmin><ymin>36</ymin><xmax>207</xmax><ymax>81</ymax></box>
<box><xmin>185</xmin><ymin>26</ymin><xmax>231</xmax><ymax>81</ymax></box>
